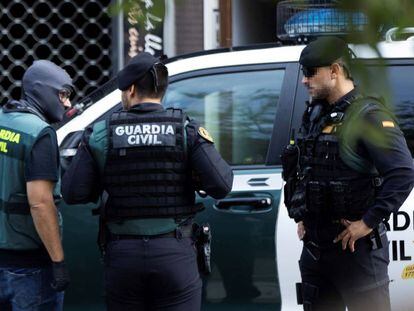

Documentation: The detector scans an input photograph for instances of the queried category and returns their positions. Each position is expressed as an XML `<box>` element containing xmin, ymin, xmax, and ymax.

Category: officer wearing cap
<box><xmin>281</xmin><ymin>37</ymin><xmax>414</xmax><ymax>310</ymax></box>
<box><xmin>62</xmin><ymin>52</ymin><xmax>233</xmax><ymax>310</ymax></box>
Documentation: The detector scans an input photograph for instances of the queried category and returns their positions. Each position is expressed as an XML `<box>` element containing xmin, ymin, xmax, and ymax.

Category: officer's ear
<box><xmin>330</xmin><ymin>62</ymin><xmax>343</xmax><ymax>80</ymax></box>
<box><xmin>128</xmin><ymin>84</ymin><xmax>136</xmax><ymax>96</ymax></box>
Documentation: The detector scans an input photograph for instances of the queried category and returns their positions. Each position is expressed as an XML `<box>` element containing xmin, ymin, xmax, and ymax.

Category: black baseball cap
<box><xmin>117</xmin><ymin>52</ymin><xmax>159</xmax><ymax>91</ymax></box>
<box><xmin>299</xmin><ymin>37</ymin><xmax>351</xmax><ymax>67</ymax></box>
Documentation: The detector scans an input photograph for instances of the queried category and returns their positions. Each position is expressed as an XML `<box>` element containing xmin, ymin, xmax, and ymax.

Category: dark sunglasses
<box><xmin>301</xmin><ymin>66</ymin><xmax>318</xmax><ymax>78</ymax></box>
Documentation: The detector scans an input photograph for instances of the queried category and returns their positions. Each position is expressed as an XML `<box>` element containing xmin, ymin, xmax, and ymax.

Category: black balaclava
<box><xmin>17</xmin><ymin>60</ymin><xmax>73</xmax><ymax>124</ymax></box>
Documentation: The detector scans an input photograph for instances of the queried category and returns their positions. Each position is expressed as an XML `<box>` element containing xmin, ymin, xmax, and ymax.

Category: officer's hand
<box><xmin>51</xmin><ymin>260</ymin><xmax>70</xmax><ymax>292</ymax></box>
<box><xmin>297</xmin><ymin>221</ymin><xmax>306</xmax><ymax>240</ymax></box>
<box><xmin>334</xmin><ymin>219</ymin><xmax>372</xmax><ymax>252</ymax></box>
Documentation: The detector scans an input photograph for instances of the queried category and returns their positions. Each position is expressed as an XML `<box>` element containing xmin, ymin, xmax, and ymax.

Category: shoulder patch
<box><xmin>382</xmin><ymin>120</ymin><xmax>395</xmax><ymax>128</ymax></box>
<box><xmin>198</xmin><ymin>127</ymin><xmax>214</xmax><ymax>143</ymax></box>
<box><xmin>322</xmin><ymin>125</ymin><xmax>334</xmax><ymax>134</ymax></box>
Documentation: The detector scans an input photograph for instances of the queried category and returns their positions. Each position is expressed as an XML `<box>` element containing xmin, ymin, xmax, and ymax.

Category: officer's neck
<box><xmin>327</xmin><ymin>80</ymin><xmax>355</xmax><ymax>105</ymax></box>
<box><xmin>130</xmin><ymin>97</ymin><xmax>162</xmax><ymax>107</ymax></box>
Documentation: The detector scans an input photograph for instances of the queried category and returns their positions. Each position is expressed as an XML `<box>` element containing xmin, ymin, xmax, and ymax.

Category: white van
<box><xmin>58</xmin><ymin>36</ymin><xmax>414</xmax><ymax>311</ymax></box>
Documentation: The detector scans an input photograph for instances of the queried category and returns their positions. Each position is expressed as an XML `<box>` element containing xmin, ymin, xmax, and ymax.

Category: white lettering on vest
<box><xmin>127</xmin><ymin>135</ymin><xmax>136</xmax><ymax>145</ymax></box>
<box><xmin>142</xmin><ymin>125</ymin><xmax>151</xmax><ymax>134</ymax></box>
<box><xmin>166</xmin><ymin>125</ymin><xmax>174</xmax><ymax>135</ymax></box>
<box><xmin>115</xmin><ymin>124</ymin><xmax>175</xmax><ymax>145</ymax></box>
<box><xmin>154</xmin><ymin>135</ymin><xmax>161</xmax><ymax>144</ymax></box>
<box><xmin>115</xmin><ymin>126</ymin><xmax>124</xmax><ymax>136</ymax></box>
<box><xmin>152</xmin><ymin>124</ymin><xmax>160</xmax><ymax>134</ymax></box>
<box><xmin>141</xmin><ymin>134</ymin><xmax>149</xmax><ymax>144</ymax></box>
<box><xmin>125</xmin><ymin>126</ymin><xmax>133</xmax><ymax>135</ymax></box>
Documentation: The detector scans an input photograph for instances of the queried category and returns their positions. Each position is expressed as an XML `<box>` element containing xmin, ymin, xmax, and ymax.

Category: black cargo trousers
<box><xmin>298</xmin><ymin>227</ymin><xmax>391</xmax><ymax>311</ymax></box>
<box><xmin>104</xmin><ymin>231</ymin><xmax>202</xmax><ymax>311</ymax></box>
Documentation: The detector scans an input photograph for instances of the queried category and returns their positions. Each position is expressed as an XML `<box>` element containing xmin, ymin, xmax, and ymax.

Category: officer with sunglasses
<box><xmin>282</xmin><ymin>37</ymin><xmax>414</xmax><ymax>310</ymax></box>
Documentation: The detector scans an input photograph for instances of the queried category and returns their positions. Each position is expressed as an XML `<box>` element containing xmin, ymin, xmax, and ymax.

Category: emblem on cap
<box><xmin>198</xmin><ymin>127</ymin><xmax>214</xmax><ymax>143</ymax></box>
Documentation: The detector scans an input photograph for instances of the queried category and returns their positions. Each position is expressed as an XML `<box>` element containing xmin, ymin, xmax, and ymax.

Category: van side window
<box><xmin>163</xmin><ymin>69</ymin><xmax>285</xmax><ymax>165</ymax></box>
<box><xmin>386</xmin><ymin>65</ymin><xmax>414</xmax><ymax>156</ymax></box>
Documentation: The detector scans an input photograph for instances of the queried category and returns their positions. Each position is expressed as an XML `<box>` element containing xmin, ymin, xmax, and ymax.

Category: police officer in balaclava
<box><xmin>0</xmin><ymin>60</ymin><xmax>73</xmax><ymax>310</ymax></box>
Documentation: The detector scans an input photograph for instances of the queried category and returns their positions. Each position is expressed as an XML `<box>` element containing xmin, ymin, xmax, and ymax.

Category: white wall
<box><xmin>163</xmin><ymin>0</ymin><xmax>176</xmax><ymax>56</ymax></box>
<box><xmin>204</xmin><ymin>0</ymin><xmax>220</xmax><ymax>50</ymax></box>
<box><xmin>232</xmin><ymin>0</ymin><xmax>277</xmax><ymax>46</ymax></box>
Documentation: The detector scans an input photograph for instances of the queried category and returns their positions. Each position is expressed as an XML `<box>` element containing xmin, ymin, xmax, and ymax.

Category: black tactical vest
<box><xmin>297</xmin><ymin>95</ymin><xmax>381</xmax><ymax>221</ymax></box>
<box><xmin>103</xmin><ymin>108</ymin><xmax>203</xmax><ymax>219</ymax></box>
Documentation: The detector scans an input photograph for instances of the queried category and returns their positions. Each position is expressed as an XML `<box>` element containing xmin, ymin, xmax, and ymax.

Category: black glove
<box><xmin>51</xmin><ymin>260</ymin><xmax>70</xmax><ymax>292</ymax></box>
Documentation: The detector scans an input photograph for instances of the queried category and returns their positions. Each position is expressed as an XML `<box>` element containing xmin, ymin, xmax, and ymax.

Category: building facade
<box><xmin>0</xmin><ymin>0</ymin><xmax>278</xmax><ymax>106</ymax></box>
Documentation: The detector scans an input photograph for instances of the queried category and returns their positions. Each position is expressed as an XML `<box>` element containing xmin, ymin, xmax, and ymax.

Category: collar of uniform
<box><xmin>129</xmin><ymin>102</ymin><xmax>164</xmax><ymax>113</ymax></box>
<box><xmin>334</xmin><ymin>88</ymin><xmax>358</xmax><ymax>106</ymax></box>
<box><xmin>332</xmin><ymin>88</ymin><xmax>358</xmax><ymax>112</ymax></box>
<box><xmin>3</xmin><ymin>99</ymin><xmax>47</xmax><ymax>121</ymax></box>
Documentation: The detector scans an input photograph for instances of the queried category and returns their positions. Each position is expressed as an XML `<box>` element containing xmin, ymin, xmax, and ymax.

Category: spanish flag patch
<box><xmin>382</xmin><ymin>121</ymin><xmax>395</xmax><ymax>128</ymax></box>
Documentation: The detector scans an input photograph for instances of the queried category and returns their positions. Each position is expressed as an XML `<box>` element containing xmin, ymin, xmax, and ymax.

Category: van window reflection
<box><xmin>163</xmin><ymin>70</ymin><xmax>285</xmax><ymax>165</ymax></box>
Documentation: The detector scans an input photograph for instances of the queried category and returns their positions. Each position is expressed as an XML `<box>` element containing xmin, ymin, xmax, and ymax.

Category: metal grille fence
<box><xmin>0</xmin><ymin>0</ymin><xmax>113</xmax><ymax>106</ymax></box>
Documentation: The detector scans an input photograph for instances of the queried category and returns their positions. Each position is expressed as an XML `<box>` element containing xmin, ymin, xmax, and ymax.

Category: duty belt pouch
<box><xmin>284</xmin><ymin>176</ymin><xmax>297</xmax><ymax>209</ymax></box>
<box><xmin>289</xmin><ymin>180</ymin><xmax>308</xmax><ymax>222</ymax></box>
<box><xmin>281</xmin><ymin>144</ymin><xmax>299</xmax><ymax>209</ymax></box>
<box><xmin>369</xmin><ymin>223</ymin><xmax>386</xmax><ymax>250</ymax></box>
<box><xmin>307</xmin><ymin>181</ymin><xmax>325</xmax><ymax>214</ymax></box>
<box><xmin>193</xmin><ymin>223</ymin><xmax>212</xmax><ymax>275</ymax></box>
<box><xmin>281</xmin><ymin>144</ymin><xmax>299</xmax><ymax>181</ymax></box>
<box><xmin>329</xmin><ymin>181</ymin><xmax>347</xmax><ymax>219</ymax></box>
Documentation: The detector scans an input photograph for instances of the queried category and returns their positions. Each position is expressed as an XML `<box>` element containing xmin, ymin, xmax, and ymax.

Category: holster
<box><xmin>296</xmin><ymin>282</ymin><xmax>319</xmax><ymax>311</ymax></box>
<box><xmin>193</xmin><ymin>223</ymin><xmax>212</xmax><ymax>275</ymax></box>
<box><xmin>93</xmin><ymin>192</ymin><xmax>109</xmax><ymax>258</ymax></box>
<box><xmin>369</xmin><ymin>222</ymin><xmax>387</xmax><ymax>250</ymax></box>
<box><xmin>97</xmin><ymin>214</ymin><xmax>109</xmax><ymax>258</ymax></box>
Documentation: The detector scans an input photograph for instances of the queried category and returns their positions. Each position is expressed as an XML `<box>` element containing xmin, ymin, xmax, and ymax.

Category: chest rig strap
<box><xmin>297</xmin><ymin>93</ymin><xmax>382</xmax><ymax>220</ymax></box>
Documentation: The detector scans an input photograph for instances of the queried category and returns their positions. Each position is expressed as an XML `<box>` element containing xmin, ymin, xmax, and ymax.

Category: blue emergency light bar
<box><xmin>277</xmin><ymin>0</ymin><xmax>368</xmax><ymax>43</ymax></box>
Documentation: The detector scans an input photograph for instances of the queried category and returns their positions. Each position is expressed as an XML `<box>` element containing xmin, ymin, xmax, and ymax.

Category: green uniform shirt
<box><xmin>108</xmin><ymin>218</ymin><xmax>179</xmax><ymax>235</ymax></box>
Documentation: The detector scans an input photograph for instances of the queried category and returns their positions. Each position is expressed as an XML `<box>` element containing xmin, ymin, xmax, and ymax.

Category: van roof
<box><xmin>167</xmin><ymin>40</ymin><xmax>414</xmax><ymax>76</ymax></box>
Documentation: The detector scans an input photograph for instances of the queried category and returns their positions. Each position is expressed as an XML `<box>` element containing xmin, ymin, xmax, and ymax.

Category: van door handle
<box><xmin>215</xmin><ymin>197</ymin><xmax>272</xmax><ymax>210</ymax></box>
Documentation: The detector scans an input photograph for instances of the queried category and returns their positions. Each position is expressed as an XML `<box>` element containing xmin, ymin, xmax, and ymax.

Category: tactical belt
<box><xmin>303</xmin><ymin>222</ymin><xmax>387</xmax><ymax>251</ymax></box>
<box><xmin>109</xmin><ymin>224</ymin><xmax>193</xmax><ymax>240</ymax></box>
